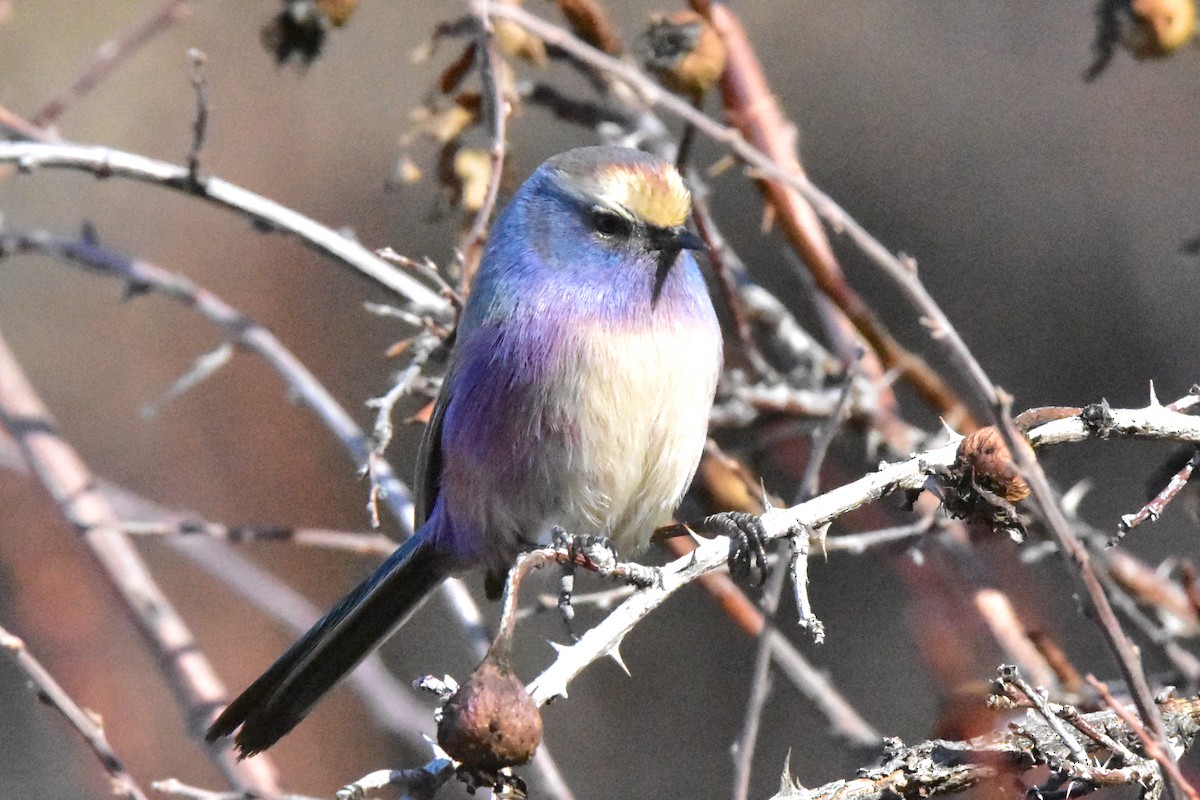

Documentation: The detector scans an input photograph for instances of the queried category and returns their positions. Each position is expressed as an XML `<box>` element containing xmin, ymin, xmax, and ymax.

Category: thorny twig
<box><xmin>1088</xmin><ymin>676</ymin><xmax>1200</xmax><ymax>800</ymax></box>
<box><xmin>528</xmin><ymin>396</ymin><xmax>1200</xmax><ymax>707</ymax></box>
<box><xmin>995</xmin><ymin>665</ymin><xmax>1090</xmax><ymax>764</ymax></box>
<box><xmin>0</xmin><ymin>141</ymin><xmax>447</xmax><ymax>314</ymax></box>
<box><xmin>821</xmin><ymin>517</ymin><xmax>937</xmax><ymax>555</ymax></box>
<box><xmin>1052</xmin><ymin>506</ymin><xmax>1200</xmax><ymax>688</ymax></box>
<box><xmin>771</xmin><ymin>692</ymin><xmax>1200</xmax><ymax>800</ymax></box>
<box><xmin>1120</xmin><ymin>448</ymin><xmax>1200</xmax><ymax>535</ymax></box>
<box><xmin>795</xmin><ymin>354</ymin><xmax>861</xmax><ymax>503</ymax></box>
<box><xmin>687</xmin><ymin>167</ymin><xmax>774</xmax><ymax>380</ymax></box>
<box><xmin>369</xmin><ymin>332</ymin><xmax>442</xmax><ymax>456</ymax></box>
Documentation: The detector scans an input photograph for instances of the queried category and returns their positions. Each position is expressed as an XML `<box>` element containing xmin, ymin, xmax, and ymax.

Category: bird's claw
<box><xmin>692</xmin><ymin>512</ymin><xmax>770</xmax><ymax>585</ymax></box>
<box><xmin>551</xmin><ymin>528</ymin><xmax>619</xmax><ymax>568</ymax></box>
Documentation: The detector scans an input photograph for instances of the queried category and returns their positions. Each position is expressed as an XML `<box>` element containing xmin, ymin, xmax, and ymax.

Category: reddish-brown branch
<box><xmin>1120</xmin><ymin>448</ymin><xmax>1200</xmax><ymax>534</ymax></box>
<box><xmin>554</xmin><ymin>0</ymin><xmax>622</xmax><ymax>55</ymax></box>
<box><xmin>998</xmin><ymin>401</ymin><xmax>1186</xmax><ymax>800</ymax></box>
<box><xmin>1088</xmin><ymin>676</ymin><xmax>1200</xmax><ymax>800</ymax></box>
<box><xmin>689</xmin><ymin>0</ymin><xmax>977</xmax><ymax>430</ymax></box>
<box><xmin>0</xmin><ymin>103</ymin><xmax>57</xmax><ymax>142</ymax></box>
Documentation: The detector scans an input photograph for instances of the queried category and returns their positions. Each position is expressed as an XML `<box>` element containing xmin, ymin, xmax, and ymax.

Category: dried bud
<box><xmin>557</xmin><ymin>0</ymin><xmax>624</xmax><ymax>55</ymax></box>
<box><xmin>1126</xmin><ymin>0</ymin><xmax>1197</xmax><ymax>57</ymax></box>
<box><xmin>409</xmin><ymin>95</ymin><xmax>481</xmax><ymax>144</ymax></box>
<box><xmin>454</xmin><ymin>149</ymin><xmax>493</xmax><ymax>212</ymax></box>
<box><xmin>261</xmin><ymin>3</ymin><xmax>326</xmax><ymax>66</ymax></box>
<box><xmin>315</xmin><ymin>0</ymin><xmax>357</xmax><ymax>27</ymax></box>
<box><xmin>495</xmin><ymin>0</ymin><xmax>549</xmax><ymax>66</ymax></box>
<box><xmin>437</xmin><ymin>655</ymin><xmax>542</xmax><ymax>775</ymax></box>
<box><xmin>638</xmin><ymin>11</ymin><xmax>727</xmax><ymax>101</ymax></box>
<box><xmin>954</xmin><ymin>426</ymin><xmax>1032</xmax><ymax>504</ymax></box>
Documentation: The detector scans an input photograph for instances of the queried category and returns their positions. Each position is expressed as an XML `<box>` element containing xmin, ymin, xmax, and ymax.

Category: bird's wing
<box><xmin>413</xmin><ymin>375</ymin><xmax>451</xmax><ymax>528</ymax></box>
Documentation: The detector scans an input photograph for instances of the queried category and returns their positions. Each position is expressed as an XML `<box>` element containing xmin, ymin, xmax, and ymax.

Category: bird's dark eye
<box><xmin>589</xmin><ymin>209</ymin><xmax>631</xmax><ymax>239</ymax></box>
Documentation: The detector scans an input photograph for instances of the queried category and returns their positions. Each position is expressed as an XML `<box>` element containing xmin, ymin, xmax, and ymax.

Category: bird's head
<box><xmin>492</xmin><ymin>147</ymin><xmax>705</xmax><ymax>306</ymax></box>
<box><xmin>541</xmin><ymin>145</ymin><xmax>703</xmax><ymax>254</ymax></box>
<box><xmin>465</xmin><ymin>146</ymin><xmax>713</xmax><ymax>331</ymax></box>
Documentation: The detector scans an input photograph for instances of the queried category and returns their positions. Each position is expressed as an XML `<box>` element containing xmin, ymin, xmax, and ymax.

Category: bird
<box><xmin>207</xmin><ymin>145</ymin><xmax>734</xmax><ymax>756</ymax></box>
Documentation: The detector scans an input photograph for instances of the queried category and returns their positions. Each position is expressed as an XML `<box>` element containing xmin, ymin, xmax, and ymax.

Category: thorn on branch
<box><xmin>140</xmin><ymin>341</ymin><xmax>234</xmax><ymax>419</ymax></box>
<box><xmin>185</xmin><ymin>48</ymin><xmax>208</xmax><ymax>187</ymax></box>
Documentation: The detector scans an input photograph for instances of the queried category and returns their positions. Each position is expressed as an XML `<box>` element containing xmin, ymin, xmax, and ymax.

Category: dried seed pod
<box><xmin>638</xmin><ymin>11</ymin><xmax>727</xmax><ymax>101</ymax></box>
<box><xmin>954</xmin><ymin>426</ymin><xmax>1032</xmax><ymax>504</ymax></box>
<box><xmin>437</xmin><ymin>654</ymin><xmax>543</xmax><ymax>774</ymax></box>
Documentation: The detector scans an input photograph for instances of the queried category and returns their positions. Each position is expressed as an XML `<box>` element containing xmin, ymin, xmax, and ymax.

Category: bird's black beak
<box><xmin>649</xmin><ymin>225</ymin><xmax>705</xmax><ymax>253</ymax></box>
<box><xmin>649</xmin><ymin>226</ymin><xmax>703</xmax><ymax>306</ymax></box>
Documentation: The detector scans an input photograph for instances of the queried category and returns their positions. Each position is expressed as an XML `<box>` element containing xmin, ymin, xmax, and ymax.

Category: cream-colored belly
<box><xmin>558</xmin><ymin>322</ymin><xmax>721</xmax><ymax>554</ymax></box>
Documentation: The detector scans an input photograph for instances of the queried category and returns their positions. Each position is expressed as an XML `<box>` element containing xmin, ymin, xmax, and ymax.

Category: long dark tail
<box><xmin>206</xmin><ymin>531</ymin><xmax>455</xmax><ymax>756</ymax></box>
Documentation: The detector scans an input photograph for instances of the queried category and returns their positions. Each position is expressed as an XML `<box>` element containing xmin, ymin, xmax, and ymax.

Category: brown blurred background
<box><xmin>2</xmin><ymin>2</ymin><xmax>1199</xmax><ymax>798</ymax></box>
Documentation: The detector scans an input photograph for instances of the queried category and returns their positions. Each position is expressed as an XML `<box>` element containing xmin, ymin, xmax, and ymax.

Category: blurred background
<box><xmin>1</xmin><ymin>1</ymin><xmax>1199</xmax><ymax>798</ymax></box>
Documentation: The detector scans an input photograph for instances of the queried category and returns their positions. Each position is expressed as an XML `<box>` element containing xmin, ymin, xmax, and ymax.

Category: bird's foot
<box><xmin>551</xmin><ymin>528</ymin><xmax>619</xmax><ymax>568</ymax></box>
<box><xmin>549</xmin><ymin>528</ymin><xmax>657</xmax><ymax>590</ymax></box>
<box><xmin>688</xmin><ymin>512</ymin><xmax>770</xmax><ymax>585</ymax></box>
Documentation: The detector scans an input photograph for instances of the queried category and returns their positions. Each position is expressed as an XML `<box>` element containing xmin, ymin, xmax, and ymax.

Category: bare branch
<box><xmin>0</xmin><ymin>328</ymin><xmax>283</xmax><ymax>794</ymax></box>
<box><xmin>0</xmin><ymin>624</ymin><xmax>152</xmax><ymax>800</ymax></box>
<box><xmin>1119</xmin><ymin>448</ymin><xmax>1200</xmax><ymax>535</ymax></box>
<box><xmin>30</xmin><ymin>0</ymin><xmax>196</xmax><ymax>128</ymax></box>
<box><xmin>335</xmin><ymin>750</ymin><xmax>456</xmax><ymax>800</ymax></box>
<box><xmin>0</xmin><ymin>228</ymin><xmax>419</xmax><ymax>532</ymax></box>
<box><xmin>0</xmin><ymin>141</ymin><xmax>448</xmax><ymax>314</ymax></box>
<box><xmin>1088</xmin><ymin>676</ymin><xmax>1200</xmax><ymax>800</ymax></box>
